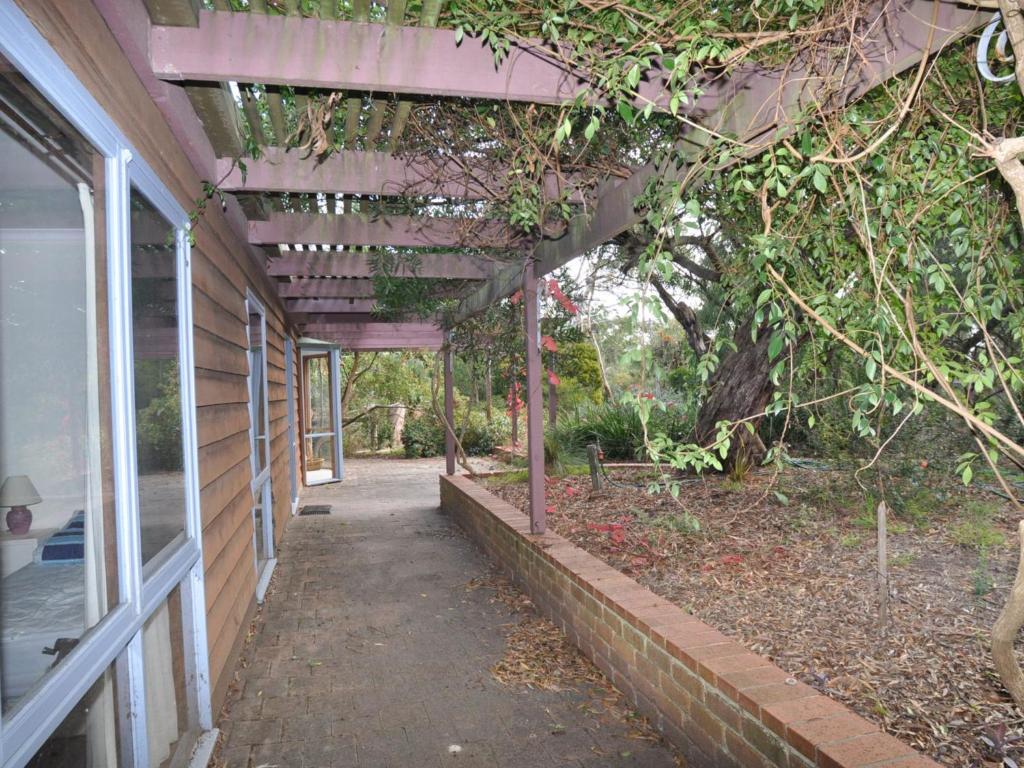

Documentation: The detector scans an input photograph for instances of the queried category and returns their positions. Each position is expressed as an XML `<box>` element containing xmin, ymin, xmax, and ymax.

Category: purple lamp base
<box><xmin>6</xmin><ymin>505</ymin><xmax>32</xmax><ymax>535</ymax></box>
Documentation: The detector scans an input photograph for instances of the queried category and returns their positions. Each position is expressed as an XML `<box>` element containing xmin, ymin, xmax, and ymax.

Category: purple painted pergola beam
<box><xmin>150</xmin><ymin>11</ymin><xmax>672</xmax><ymax>108</ymax></box>
<box><xmin>286</xmin><ymin>299</ymin><xmax>378</xmax><ymax>313</ymax></box>
<box><xmin>305</xmin><ymin>321</ymin><xmax>444</xmax><ymax>351</ymax></box>
<box><xmin>279</xmin><ymin>278</ymin><xmax>465</xmax><ymax>299</ymax></box>
<box><xmin>217</xmin><ymin>148</ymin><xmax>587</xmax><ymax>204</ymax></box>
<box><xmin>452</xmin><ymin>0</ymin><xmax>984</xmax><ymax>324</ymax></box>
<box><xmin>251</xmin><ymin>212</ymin><xmax>524</xmax><ymax>250</ymax></box>
<box><xmin>269</xmin><ymin>252</ymin><xmax>497</xmax><ymax>280</ymax></box>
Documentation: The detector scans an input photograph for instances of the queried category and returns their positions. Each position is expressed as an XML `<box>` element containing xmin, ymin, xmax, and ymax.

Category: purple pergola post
<box><xmin>547</xmin><ymin>351</ymin><xmax>558</xmax><ymax>427</ymax></box>
<box><xmin>443</xmin><ymin>338</ymin><xmax>456</xmax><ymax>476</ymax></box>
<box><xmin>522</xmin><ymin>261</ymin><xmax>545</xmax><ymax>534</ymax></box>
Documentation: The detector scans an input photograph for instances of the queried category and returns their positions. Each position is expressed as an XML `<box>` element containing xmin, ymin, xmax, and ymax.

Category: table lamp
<box><xmin>0</xmin><ymin>475</ymin><xmax>42</xmax><ymax>535</ymax></box>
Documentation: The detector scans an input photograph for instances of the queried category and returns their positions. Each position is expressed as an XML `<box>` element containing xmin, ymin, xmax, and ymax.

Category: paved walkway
<box><xmin>216</xmin><ymin>458</ymin><xmax>679</xmax><ymax>768</ymax></box>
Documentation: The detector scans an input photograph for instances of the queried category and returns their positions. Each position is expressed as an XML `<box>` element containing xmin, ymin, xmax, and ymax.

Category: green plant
<box><xmin>839</xmin><ymin>533</ymin><xmax>862</xmax><ymax>548</ymax></box>
<box><xmin>890</xmin><ymin>552</ymin><xmax>915</xmax><ymax>568</ymax></box>
<box><xmin>643</xmin><ymin>510</ymin><xmax>701</xmax><ymax>535</ymax></box>
<box><xmin>973</xmin><ymin>550</ymin><xmax>995</xmax><ymax>596</ymax></box>
<box><xmin>549</xmin><ymin>401</ymin><xmax>692</xmax><ymax>462</ymax></box>
<box><xmin>402</xmin><ymin>411</ymin><xmax>446</xmax><ymax>458</ymax></box>
<box><xmin>950</xmin><ymin>504</ymin><xmax>1006</xmax><ymax>551</ymax></box>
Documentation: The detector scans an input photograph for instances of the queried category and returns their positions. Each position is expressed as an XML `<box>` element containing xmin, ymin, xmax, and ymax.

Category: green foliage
<box><xmin>640</xmin><ymin>509</ymin><xmax>701</xmax><ymax>535</ymax></box>
<box><xmin>401</xmin><ymin>409</ymin><xmax>509</xmax><ymax>458</ymax></box>
<box><xmin>401</xmin><ymin>411</ymin><xmax>446</xmax><ymax>458</ymax></box>
<box><xmin>549</xmin><ymin>400</ymin><xmax>691</xmax><ymax>461</ymax></box>
<box><xmin>556</xmin><ymin>342</ymin><xmax>605</xmax><ymax>404</ymax></box>
<box><xmin>950</xmin><ymin>503</ymin><xmax>1006</xmax><ymax>551</ymax></box>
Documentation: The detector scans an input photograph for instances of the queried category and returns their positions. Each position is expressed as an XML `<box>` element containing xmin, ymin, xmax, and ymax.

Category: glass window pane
<box><xmin>304</xmin><ymin>436</ymin><xmax>335</xmax><ymax>485</ymax></box>
<box><xmin>306</xmin><ymin>355</ymin><xmax>332</xmax><ymax>434</ymax></box>
<box><xmin>25</xmin><ymin>663</ymin><xmax>119</xmax><ymax>767</ymax></box>
<box><xmin>144</xmin><ymin>585</ymin><xmax>191</xmax><ymax>768</ymax></box>
<box><xmin>0</xmin><ymin>52</ymin><xmax>117</xmax><ymax>715</ymax></box>
<box><xmin>248</xmin><ymin>310</ymin><xmax>266</xmax><ymax>476</ymax></box>
<box><xmin>131</xmin><ymin>188</ymin><xmax>186</xmax><ymax>566</ymax></box>
<box><xmin>253</xmin><ymin>479</ymin><xmax>269</xmax><ymax>566</ymax></box>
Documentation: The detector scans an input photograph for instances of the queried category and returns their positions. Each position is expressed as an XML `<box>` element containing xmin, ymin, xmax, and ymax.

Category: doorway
<box><xmin>301</xmin><ymin>342</ymin><xmax>343</xmax><ymax>486</ymax></box>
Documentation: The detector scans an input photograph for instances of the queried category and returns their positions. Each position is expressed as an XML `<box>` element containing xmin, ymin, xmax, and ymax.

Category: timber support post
<box><xmin>443</xmin><ymin>336</ymin><xmax>456</xmax><ymax>475</ymax></box>
<box><xmin>587</xmin><ymin>444</ymin><xmax>602</xmax><ymax>491</ymax></box>
<box><xmin>523</xmin><ymin>261</ymin><xmax>546</xmax><ymax>534</ymax></box>
<box><xmin>547</xmin><ymin>350</ymin><xmax>557</xmax><ymax>427</ymax></box>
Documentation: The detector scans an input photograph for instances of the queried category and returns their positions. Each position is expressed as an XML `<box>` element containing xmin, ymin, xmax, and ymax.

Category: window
<box><xmin>131</xmin><ymin>187</ymin><xmax>187</xmax><ymax>567</ymax></box>
<box><xmin>247</xmin><ymin>299</ymin><xmax>269</xmax><ymax>479</ymax></box>
<box><xmin>246</xmin><ymin>292</ymin><xmax>275</xmax><ymax>600</ymax></box>
<box><xmin>0</xmin><ymin>50</ymin><xmax>117</xmax><ymax>714</ymax></box>
<box><xmin>0</xmin><ymin>4</ymin><xmax>212</xmax><ymax>764</ymax></box>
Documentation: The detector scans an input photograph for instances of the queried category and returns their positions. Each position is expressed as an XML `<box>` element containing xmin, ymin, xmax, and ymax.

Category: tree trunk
<box><xmin>694</xmin><ymin>320</ymin><xmax>778</xmax><ymax>469</ymax></box>
<box><xmin>993</xmin><ymin>521</ymin><xmax>1024</xmax><ymax>709</ymax></box>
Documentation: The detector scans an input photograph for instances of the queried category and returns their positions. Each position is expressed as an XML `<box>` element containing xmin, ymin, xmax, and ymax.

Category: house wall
<box><xmin>441</xmin><ymin>475</ymin><xmax>938</xmax><ymax>768</ymax></box>
<box><xmin>15</xmin><ymin>0</ymin><xmax>298</xmax><ymax>709</ymax></box>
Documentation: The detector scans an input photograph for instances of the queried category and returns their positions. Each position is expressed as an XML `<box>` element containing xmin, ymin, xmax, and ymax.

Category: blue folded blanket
<box><xmin>36</xmin><ymin>511</ymin><xmax>86</xmax><ymax>565</ymax></box>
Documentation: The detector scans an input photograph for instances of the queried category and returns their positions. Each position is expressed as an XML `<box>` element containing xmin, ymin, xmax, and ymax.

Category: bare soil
<box><xmin>483</xmin><ymin>465</ymin><xmax>1024</xmax><ymax>768</ymax></box>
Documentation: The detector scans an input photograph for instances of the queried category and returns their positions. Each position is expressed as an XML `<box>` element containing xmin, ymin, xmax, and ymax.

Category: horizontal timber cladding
<box><xmin>440</xmin><ymin>475</ymin><xmax>939</xmax><ymax>768</ymax></box>
<box><xmin>18</xmin><ymin>0</ymin><xmax>301</xmax><ymax>712</ymax></box>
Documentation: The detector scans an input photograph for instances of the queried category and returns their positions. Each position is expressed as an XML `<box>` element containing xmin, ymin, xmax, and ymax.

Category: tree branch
<box><xmin>651</xmin><ymin>277</ymin><xmax>709</xmax><ymax>356</ymax></box>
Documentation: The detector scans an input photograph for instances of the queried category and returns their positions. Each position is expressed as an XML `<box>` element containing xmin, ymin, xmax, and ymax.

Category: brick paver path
<box><xmin>216</xmin><ymin>458</ymin><xmax>679</xmax><ymax>768</ymax></box>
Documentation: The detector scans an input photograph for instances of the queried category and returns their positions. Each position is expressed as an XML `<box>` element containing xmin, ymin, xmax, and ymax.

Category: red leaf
<box><xmin>610</xmin><ymin>529</ymin><xmax>626</xmax><ymax>544</ymax></box>
<box><xmin>509</xmin><ymin>290</ymin><xmax>523</xmax><ymax>305</ymax></box>
<box><xmin>547</xmin><ymin>279</ymin><xmax>579</xmax><ymax>315</ymax></box>
<box><xmin>547</xmin><ymin>370</ymin><xmax>561</xmax><ymax>387</ymax></box>
<box><xmin>719</xmin><ymin>554</ymin><xmax>745</xmax><ymax>566</ymax></box>
<box><xmin>541</xmin><ymin>335</ymin><xmax>558</xmax><ymax>352</ymax></box>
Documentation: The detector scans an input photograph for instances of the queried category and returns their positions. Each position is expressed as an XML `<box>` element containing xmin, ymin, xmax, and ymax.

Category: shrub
<box><xmin>401</xmin><ymin>409</ymin><xmax>510</xmax><ymax>458</ymax></box>
<box><xmin>548</xmin><ymin>400</ymin><xmax>692</xmax><ymax>461</ymax></box>
<box><xmin>402</xmin><ymin>411</ymin><xmax>445</xmax><ymax>458</ymax></box>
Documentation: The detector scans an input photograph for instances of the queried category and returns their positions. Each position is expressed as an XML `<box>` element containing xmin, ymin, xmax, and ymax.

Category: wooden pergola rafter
<box><xmin>101</xmin><ymin>0</ymin><xmax>986</xmax><ymax>531</ymax></box>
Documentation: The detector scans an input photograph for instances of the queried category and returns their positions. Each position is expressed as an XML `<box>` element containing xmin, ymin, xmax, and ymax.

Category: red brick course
<box><xmin>441</xmin><ymin>475</ymin><xmax>938</xmax><ymax>768</ymax></box>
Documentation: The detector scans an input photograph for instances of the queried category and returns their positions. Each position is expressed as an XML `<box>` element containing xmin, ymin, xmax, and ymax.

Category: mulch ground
<box><xmin>483</xmin><ymin>465</ymin><xmax>1024</xmax><ymax>768</ymax></box>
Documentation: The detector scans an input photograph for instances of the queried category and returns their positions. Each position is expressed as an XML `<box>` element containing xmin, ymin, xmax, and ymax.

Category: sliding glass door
<box><xmin>301</xmin><ymin>343</ymin><xmax>343</xmax><ymax>486</ymax></box>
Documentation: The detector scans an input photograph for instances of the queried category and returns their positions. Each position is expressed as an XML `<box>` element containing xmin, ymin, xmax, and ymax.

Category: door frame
<box><xmin>300</xmin><ymin>341</ymin><xmax>344</xmax><ymax>486</ymax></box>
<box><xmin>245</xmin><ymin>290</ymin><xmax>275</xmax><ymax>604</ymax></box>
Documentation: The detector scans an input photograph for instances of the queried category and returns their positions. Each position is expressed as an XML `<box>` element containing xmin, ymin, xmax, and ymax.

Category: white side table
<box><xmin>0</xmin><ymin>528</ymin><xmax>55</xmax><ymax>578</ymax></box>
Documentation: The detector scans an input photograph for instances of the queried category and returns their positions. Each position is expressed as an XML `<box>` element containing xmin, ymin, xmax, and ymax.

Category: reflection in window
<box><xmin>131</xmin><ymin>188</ymin><xmax>186</xmax><ymax>566</ymax></box>
<box><xmin>0</xmin><ymin>52</ymin><xmax>116</xmax><ymax>715</ymax></box>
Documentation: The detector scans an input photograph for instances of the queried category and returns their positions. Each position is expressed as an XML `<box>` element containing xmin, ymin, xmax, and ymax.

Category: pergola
<box><xmin>96</xmin><ymin>0</ymin><xmax>981</xmax><ymax>533</ymax></box>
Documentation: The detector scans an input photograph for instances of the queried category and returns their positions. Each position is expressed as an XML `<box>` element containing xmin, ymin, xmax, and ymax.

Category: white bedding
<box><xmin>1</xmin><ymin>562</ymin><xmax>85</xmax><ymax>706</ymax></box>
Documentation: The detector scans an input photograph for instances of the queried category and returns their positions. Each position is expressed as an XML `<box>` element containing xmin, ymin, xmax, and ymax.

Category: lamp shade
<box><xmin>0</xmin><ymin>475</ymin><xmax>42</xmax><ymax>507</ymax></box>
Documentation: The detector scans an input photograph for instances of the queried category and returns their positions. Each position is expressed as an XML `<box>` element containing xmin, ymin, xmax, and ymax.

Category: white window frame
<box><xmin>244</xmin><ymin>290</ymin><xmax>275</xmax><ymax>602</ymax></box>
<box><xmin>285</xmin><ymin>339</ymin><xmax>300</xmax><ymax>515</ymax></box>
<box><xmin>0</xmin><ymin>3</ymin><xmax>211</xmax><ymax>767</ymax></box>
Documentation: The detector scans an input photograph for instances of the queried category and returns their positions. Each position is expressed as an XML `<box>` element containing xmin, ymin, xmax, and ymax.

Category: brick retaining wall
<box><xmin>441</xmin><ymin>474</ymin><xmax>938</xmax><ymax>768</ymax></box>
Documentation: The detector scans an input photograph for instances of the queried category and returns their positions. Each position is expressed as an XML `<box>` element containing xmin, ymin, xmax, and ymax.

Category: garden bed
<box><xmin>481</xmin><ymin>465</ymin><xmax>1023</xmax><ymax>768</ymax></box>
